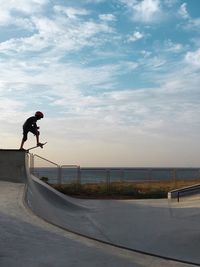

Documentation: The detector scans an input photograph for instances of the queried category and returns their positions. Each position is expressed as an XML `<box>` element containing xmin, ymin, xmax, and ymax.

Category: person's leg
<box><xmin>20</xmin><ymin>131</ymin><xmax>28</xmax><ymax>149</ymax></box>
<box><xmin>35</xmin><ymin>131</ymin><xmax>40</xmax><ymax>145</ymax></box>
<box><xmin>30</xmin><ymin>128</ymin><xmax>40</xmax><ymax>145</ymax></box>
<box><xmin>20</xmin><ymin>138</ymin><xmax>25</xmax><ymax>149</ymax></box>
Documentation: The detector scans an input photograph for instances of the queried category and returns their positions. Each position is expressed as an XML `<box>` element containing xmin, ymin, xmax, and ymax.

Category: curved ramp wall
<box><xmin>25</xmin><ymin>172</ymin><xmax>108</xmax><ymax>238</ymax></box>
<box><xmin>25</xmin><ymin>171</ymin><xmax>200</xmax><ymax>265</ymax></box>
<box><xmin>0</xmin><ymin>149</ymin><xmax>27</xmax><ymax>182</ymax></box>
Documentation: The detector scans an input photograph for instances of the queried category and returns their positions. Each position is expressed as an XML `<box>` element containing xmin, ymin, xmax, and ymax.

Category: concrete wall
<box><xmin>0</xmin><ymin>149</ymin><xmax>27</xmax><ymax>183</ymax></box>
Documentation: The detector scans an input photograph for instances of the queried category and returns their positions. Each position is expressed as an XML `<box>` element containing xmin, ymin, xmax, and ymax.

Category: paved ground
<box><xmin>0</xmin><ymin>181</ymin><xmax>198</xmax><ymax>267</ymax></box>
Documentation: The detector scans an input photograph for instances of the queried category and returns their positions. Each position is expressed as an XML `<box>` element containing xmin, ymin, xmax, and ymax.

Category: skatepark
<box><xmin>0</xmin><ymin>149</ymin><xmax>200</xmax><ymax>267</ymax></box>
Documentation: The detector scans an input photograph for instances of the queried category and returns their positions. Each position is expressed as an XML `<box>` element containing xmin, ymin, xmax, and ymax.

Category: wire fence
<box><xmin>29</xmin><ymin>154</ymin><xmax>200</xmax><ymax>186</ymax></box>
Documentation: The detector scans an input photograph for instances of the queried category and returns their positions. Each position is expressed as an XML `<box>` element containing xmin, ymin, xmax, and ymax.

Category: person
<box><xmin>20</xmin><ymin>111</ymin><xmax>44</xmax><ymax>150</ymax></box>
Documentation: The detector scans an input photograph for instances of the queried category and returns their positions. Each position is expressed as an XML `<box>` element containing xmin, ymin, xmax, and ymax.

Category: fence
<box><xmin>29</xmin><ymin>154</ymin><xmax>200</xmax><ymax>186</ymax></box>
<box><xmin>29</xmin><ymin>154</ymin><xmax>80</xmax><ymax>184</ymax></box>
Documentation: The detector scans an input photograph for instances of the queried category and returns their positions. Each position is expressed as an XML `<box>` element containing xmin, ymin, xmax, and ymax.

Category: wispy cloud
<box><xmin>0</xmin><ymin>13</ymin><xmax>114</xmax><ymax>56</ymax></box>
<box><xmin>178</xmin><ymin>3</ymin><xmax>189</xmax><ymax>19</ymax></box>
<box><xmin>99</xmin><ymin>14</ymin><xmax>116</xmax><ymax>21</ymax></box>
<box><xmin>120</xmin><ymin>0</ymin><xmax>162</xmax><ymax>23</ymax></box>
<box><xmin>128</xmin><ymin>31</ymin><xmax>144</xmax><ymax>42</ymax></box>
<box><xmin>0</xmin><ymin>0</ymin><xmax>48</xmax><ymax>25</ymax></box>
<box><xmin>164</xmin><ymin>39</ymin><xmax>184</xmax><ymax>53</ymax></box>
<box><xmin>185</xmin><ymin>48</ymin><xmax>200</xmax><ymax>68</ymax></box>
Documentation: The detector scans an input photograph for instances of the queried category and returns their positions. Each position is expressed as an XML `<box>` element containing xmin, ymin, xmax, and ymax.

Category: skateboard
<box><xmin>26</xmin><ymin>142</ymin><xmax>47</xmax><ymax>152</ymax></box>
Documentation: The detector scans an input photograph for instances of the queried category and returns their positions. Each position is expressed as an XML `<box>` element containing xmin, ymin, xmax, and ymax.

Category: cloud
<box><xmin>185</xmin><ymin>18</ymin><xmax>200</xmax><ymax>31</ymax></box>
<box><xmin>163</xmin><ymin>0</ymin><xmax>179</xmax><ymax>7</ymax></box>
<box><xmin>178</xmin><ymin>3</ymin><xmax>189</xmax><ymax>19</ymax></box>
<box><xmin>120</xmin><ymin>0</ymin><xmax>162</xmax><ymax>23</ymax></box>
<box><xmin>142</xmin><ymin>56</ymin><xmax>166</xmax><ymax>69</ymax></box>
<box><xmin>53</xmin><ymin>5</ymin><xmax>89</xmax><ymax>19</ymax></box>
<box><xmin>51</xmin><ymin>75</ymin><xmax>200</xmax><ymax>142</ymax></box>
<box><xmin>31</xmin><ymin>51</ymin><xmax>197</xmax><ymax>142</ymax></box>
<box><xmin>79</xmin><ymin>0</ymin><xmax>106</xmax><ymax>3</ymax></box>
<box><xmin>0</xmin><ymin>0</ymin><xmax>48</xmax><ymax>26</ymax></box>
<box><xmin>99</xmin><ymin>14</ymin><xmax>116</xmax><ymax>21</ymax></box>
<box><xmin>164</xmin><ymin>39</ymin><xmax>184</xmax><ymax>53</ymax></box>
<box><xmin>0</xmin><ymin>0</ymin><xmax>48</xmax><ymax>14</ymax></box>
<box><xmin>185</xmin><ymin>48</ymin><xmax>200</xmax><ymax>68</ymax></box>
<box><xmin>0</xmin><ymin>9</ymin><xmax>114</xmax><ymax>55</ymax></box>
<box><xmin>128</xmin><ymin>31</ymin><xmax>144</xmax><ymax>42</ymax></box>
<box><xmin>178</xmin><ymin>3</ymin><xmax>200</xmax><ymax>32</ymax></box>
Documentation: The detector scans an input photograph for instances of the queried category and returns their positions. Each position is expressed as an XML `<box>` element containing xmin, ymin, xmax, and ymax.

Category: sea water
<box><xmin>31</xmin><ymin>167</ymin><xmax>200</xmax><ymax>184</ymax></box>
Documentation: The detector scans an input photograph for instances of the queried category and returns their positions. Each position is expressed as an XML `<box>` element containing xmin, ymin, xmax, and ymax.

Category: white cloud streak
<box><xmin>120</xmin><ymin>0</ymin><xmax>162</xmax><ymax>23</ymax></box>
<box><xmin>99</xmin><ymin>14</ymin><xmax>116</xmax><ymax>21</ymax></box>
<box><xmin>128</xmin><ymin>31</ymin><xmax>144</xmax><ymax>42</ymax></box>
<box><xmin>0</xmin><ymin>7</ymin><xmax>114</xmax><ymax>55</ymax></box>
<box><xmin>0</xmin><ymin>0</ymin><xmax>48</xmax><ymax>25</ymax></box>
<box><xmin>185</xmin><ymin>48</ymin><xmax>200</xmax><ymax>68</ymax></box>
<box><xmin>178</xmin><ymin>3</ymin><xmax>189</xmax><ymax>19</ymax></box>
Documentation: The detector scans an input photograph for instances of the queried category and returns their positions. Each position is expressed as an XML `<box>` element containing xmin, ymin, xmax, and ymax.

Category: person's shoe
<box><xmin>37</xmin><ymin>142</ymin><xmax>43</xmax><ymax>148</ymax></box>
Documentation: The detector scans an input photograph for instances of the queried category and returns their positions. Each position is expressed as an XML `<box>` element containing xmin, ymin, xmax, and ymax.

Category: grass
<box><xmin>48</xmin><ymin>178</ymin><xmax>200</xmax><ymax>199</ymax></box>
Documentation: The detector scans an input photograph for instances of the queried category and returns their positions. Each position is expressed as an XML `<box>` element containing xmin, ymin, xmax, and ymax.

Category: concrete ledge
<box><xmin>0</xmin><ymin>149</ymin><xmax>27</xmax><ymax>182</ymax></box>
<box><xmin>168</xmin><ymin>183</ymin><xmax>200</xmax><ymax>200</ymax></box>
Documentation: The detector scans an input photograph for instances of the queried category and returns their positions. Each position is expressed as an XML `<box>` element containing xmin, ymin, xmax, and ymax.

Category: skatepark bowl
<box><xmin>1</xmin><ymin>149</ymin><xmax>200</xmax><ymax>267</ymax></box>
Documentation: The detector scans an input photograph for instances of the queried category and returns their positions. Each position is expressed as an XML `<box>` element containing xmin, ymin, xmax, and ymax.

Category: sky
<box><xmin>0</xmin><ymin>0</ymin><xmax>200</xmax><ymax>167</ymax></box>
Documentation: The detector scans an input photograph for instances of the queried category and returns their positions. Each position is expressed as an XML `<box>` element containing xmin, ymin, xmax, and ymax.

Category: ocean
<box><xmin>31</xmin><ymin>167</ymin><xmax>200</xmax><ymax>184</ymax></box>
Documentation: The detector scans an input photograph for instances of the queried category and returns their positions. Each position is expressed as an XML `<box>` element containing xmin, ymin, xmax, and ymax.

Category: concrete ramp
<box><xmin>24</xmin><ymin>160</ymin><xmax>200</xmax><ymax>265</ymax></box>
<box><xmin>25</xmin><ymin>173</ymin><xmax>110</xmax><ymax>240</ymax></box>
<box><xmin>2</xmin><ymin>181</ymin><xmax>153</xmax><ymax>267</ymax></box>
<box><xmin>1</xmin><ymin>149</ymin><xmax>200</xmax><ymax>266</ymax></box>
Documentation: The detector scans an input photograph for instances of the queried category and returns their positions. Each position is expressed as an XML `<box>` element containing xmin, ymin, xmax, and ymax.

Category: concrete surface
<box><xmin>1</xmin><ymin>181</ymin><xmax>194</xmax><ymax>267</ymax></box>
<box><xmin>0</xmin><ymin>149</ymin><xmax>26</xmax><ymax>182</ymax></box>
<box><xmin>0</xmin><ymin>150</ymin><xmax>200</xmax><ymax>266</ymax></box>
<box><xmin>26</xmin><ymin>174</ymin><xmax>200</xmax><ymax>265</ymax></box>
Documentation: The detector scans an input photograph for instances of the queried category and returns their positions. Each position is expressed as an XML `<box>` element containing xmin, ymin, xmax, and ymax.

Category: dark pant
<box><xmin>22</xmin><ymin>127</ymin><xmax>39</xmax><ymax>142</ymax></box>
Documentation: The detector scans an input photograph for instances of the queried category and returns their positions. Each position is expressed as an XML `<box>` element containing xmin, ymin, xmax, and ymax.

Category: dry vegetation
<box><xmin>49</xmin><ymin>179</ymin><xmax>200</xmax><ymax>199</ymax></box>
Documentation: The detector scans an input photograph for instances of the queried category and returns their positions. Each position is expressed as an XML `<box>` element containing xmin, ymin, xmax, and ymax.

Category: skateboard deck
<box><xmin>26</xmin><ymin>142</ymin><xmax>47</xmax><ymax>152</ymax></box>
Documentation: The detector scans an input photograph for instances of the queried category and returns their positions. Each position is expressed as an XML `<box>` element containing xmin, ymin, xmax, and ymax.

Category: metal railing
<box><xmin>29</xmin><ymin>154</ymin><xmax>200</xmax><ymax>186</ymax></box>
<box><xmin>168</xmin><ymin>183</ymin><xmax>200</xmax><ymax>202</ymax></box>
<box><xmin>29</xmin><ymin>154</ymin><xmax>80</xmax><ymax>184</ymax></box>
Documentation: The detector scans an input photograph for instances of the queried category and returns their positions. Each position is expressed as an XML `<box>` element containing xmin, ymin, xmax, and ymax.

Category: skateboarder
<box><xmin>20</xmin><ymin>111</ymin><xmax>44</xmax><ymax>150</ymax></box>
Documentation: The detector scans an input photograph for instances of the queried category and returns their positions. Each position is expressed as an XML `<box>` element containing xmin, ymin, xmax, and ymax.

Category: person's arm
<box><xmin>32</xmin><ymin>120</ymin><xmax>37</xmax><ymax>129</ymax></box>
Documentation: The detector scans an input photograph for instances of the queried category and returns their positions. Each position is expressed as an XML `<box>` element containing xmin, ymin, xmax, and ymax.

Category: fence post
<box><xmin>148</xmin><ymin>168</ymin><xmax>152</xmax><ymax>181</ymax></box>
<box><xmin>77</xmin><ymin>166</ymin><xmax>81</xmax><ymax>185</ymax></box>
<box><xmin>172</xmin><ymin>168</ymin><xmax>177</xmax><ymax>187</ymax></box>
<box><xmin>58</xmin><ymin>166</ymin><xmax>62</xmax><ymax>185</ymax></box>
<box><xmin>106</xmin><ymin>169</ymin><xmax>110</xmax><ymax>193</ymax></box>
<box><xmin>148</xmin><ymin>169</ymin><xmax>152</xmax><ymax>190</ymax></box>
<box><xmin>120</xmin><ymin>169</ymin><xmax>124</xmax><ymax>182</ymax></box>
<box><xmin>29</xmin><ymin>153</ymin><xmax>34</xmax><ymax>174</ymax></box>
<box><xmin>173</xmin><ymin>168</ymin><xmax>177</xmax><ymax>180</ymax></box>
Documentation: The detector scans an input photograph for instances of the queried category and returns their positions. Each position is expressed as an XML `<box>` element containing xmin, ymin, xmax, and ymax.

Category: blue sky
<box><xmin>1</xmin><ymin>0</ymin><xmax>200</xmax><ymax>167</ymax></box>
